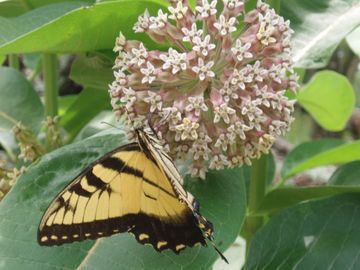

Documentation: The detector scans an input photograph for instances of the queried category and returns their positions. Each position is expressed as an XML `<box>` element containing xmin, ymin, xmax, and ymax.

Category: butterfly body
<box><xmin>38</xmin><ymin>127</ymin><xmax>227</xmax><ymax>261</ymax></box>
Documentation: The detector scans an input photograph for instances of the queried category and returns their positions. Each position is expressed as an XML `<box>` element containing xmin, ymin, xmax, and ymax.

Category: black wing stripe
<box><xmin>101</xmin><ymin>157</ymin><xmax>140</xmax><ymax>177</ymax></box>
<box><xmin>100</xmin><ymin>156</ymin><xmax>176</xmax><ymax>199</ymax></box>
<box><xmin>38</xmin><ymin>212</ymin><xmax>206</xmax><ymax>252</ymax></box>
<box><xmin>120</xmin><ymin>143</ymin><xmax>141</xmax><ymax>152</ymax></box>
<box><xmin>69</xmin><ymin>184</ymin><xmax>91</xmax><ymax>197</ymax></box>
<box><xmin>144</xmin><ymin>193</ymin><xmax>157</xmax><ymax>200</ymax></box>
<box><xmin>86</xmin><ymin>171</ymin><xmax>106</xmax><ymax>189</ymax></box>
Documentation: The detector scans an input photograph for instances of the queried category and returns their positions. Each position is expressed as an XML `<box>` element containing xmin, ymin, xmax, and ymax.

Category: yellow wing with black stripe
<box><xmin>38</xmin><ymin>142</ymin><xmax>206</xmax><ymax>253</ymax></box>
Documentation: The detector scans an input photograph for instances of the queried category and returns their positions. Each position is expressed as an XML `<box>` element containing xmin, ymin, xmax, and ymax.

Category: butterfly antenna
<box><xmin>211</xmin><ymin>242</ymin><xmax>229</xmax><ymax>264</ymax></box>
<box><xmin>100</xmin><ymin>121</ymin><xmax>120</xmax><ymax>129</ymax></box>
<box><xmin>193</xmin><ymin>203</ymin><xmax>229</xmax><ymax>264</ymax></box>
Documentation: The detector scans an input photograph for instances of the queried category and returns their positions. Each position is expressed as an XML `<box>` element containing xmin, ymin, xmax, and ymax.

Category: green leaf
<box><xmin>60</xmin><ymin>87</ymin><xmax>111</xmax><ymax>142</ymax></box>
<box><xmin>329</xmin><ymin>161</ymin><xmax>360</xmax><ymax>186</ymax></box>
<box><xmin>347</xmin><ymin>26</ymin><xmax>360</xmax><ymax>56</ymax></box>
<box><xmin>281</xmin><ymin>0</ymin><xmax>360</xmax><ymax>68</ymax></box>
<box><xmin>245</xmin><ymin>0</ymin><xmax>257</xmax><ymax>11</ymax></box>
<box><xmin>70</xmin><ymin>54</ymin><xmax>113</xmax><ymax>90</ymax></box>
<box><xmin>246</xmin><ymin>194</ymin><xmax>360</xmax><ymax>269</ymax></box>
<box><xmin>23</xmin><ymin>53</ymin><xmax>42</xmax><ymax>71</ymax></box>
<box><xmin>281</xmin><ymin>138</ymin><xmax>345</xmax><ymax>179</ymax></box>
<box><xmin>0</xmin><ymin>66</ymin><xmax>44</xmax><ymax>133</ymax></box>
<box><xmin>284</xmin><ymin>108</ymin><xmax>313</xmax><ymax>145</ymax></box>
<box><xmin>58</xmin><ymin>95</ymin><xmax>78</xmax><ymax>116</ymax></box>
<box><xmin>0</xmin><ymin>131</ymin><xmax>246</xmax><ymax>269</ymax></box>
<box><xmin>267</xmin><ymin>0</ymin><xmax>280</xmax><ymax>12</ymax></box>
<box><xmin>294</xmin><ymin>68</ymin><xmax>306</xmax><ymax>84</ymax></box>
<box><xmin>283</xmin><ymin>140</ymin><xmax>360</xmax><ymax>179</ymax></box>
<box><xmin>0</xmin><ymin>0</ymin><xmax>94</xmax><ymax>17</ymax></box>
<box><xmin>0</xmin><ymin>1</ymin><xmax>168</xmax><ymax>54</ymax></box>
<box><xmin>258</xmin><ymin>186</ymin><xmax>360</xmax><ymax>213</ymax></box>
<box><xmin>297</xmin><ymin>71</ymin><xmax>355</xmax><ymax>131</ymax></box>
<box><xmin>74</xmin><ymin>111</ymin><xmax>116</xmax><ymax>141</ymax></box>
<box><xmin>354</xmin><ymin>66</ymin><xmax>360</xmax><ymax>107</ymax></box>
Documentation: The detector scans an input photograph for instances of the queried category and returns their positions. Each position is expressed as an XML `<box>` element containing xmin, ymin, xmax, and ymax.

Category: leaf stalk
<box><xmin>42</xmin><ymin>53</ymin><xmax>59</xmax><ymax>118</ymax></box>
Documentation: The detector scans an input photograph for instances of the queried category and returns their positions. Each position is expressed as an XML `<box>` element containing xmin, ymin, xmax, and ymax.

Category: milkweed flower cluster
<box><xmin>0</xmin><ymin>165</ymin><xmax>26</xmax><ymax>200</ymax></box>
<box><xmin>12</xmin><ymin>123</ymin><xmax>45</xmax><ymax>162</ymax></box>
<box><xmin>109</xmin><ymin>0</ymin><xmax>298</xmax><ymax>179</ymax></box>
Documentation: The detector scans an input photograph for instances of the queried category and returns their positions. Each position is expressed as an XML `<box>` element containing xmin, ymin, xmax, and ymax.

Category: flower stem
<box><xmin>42</xmin><ymin>53</ymin><xmax>58</xmax><ymax>117</ymax></box>
<box><xmin>244</xmin><ymin>154</ymin><xmax>268</xmax><ymax>257</ymax></box>
<box><xmin>8</xmin><ymin>54</ymin><xmax>20</xmax><ymax>70</ymax></box>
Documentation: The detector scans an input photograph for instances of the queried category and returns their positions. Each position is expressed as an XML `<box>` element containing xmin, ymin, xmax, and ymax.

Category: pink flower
<box><xmin>213</xmin><ymin>15</ymin><xmax>237</xmax><ymax>36</ymax></box>
<box><xmin>192</xmin><ymin>58</ymin><xmax>215</xmax><ymax>81</ymax></box>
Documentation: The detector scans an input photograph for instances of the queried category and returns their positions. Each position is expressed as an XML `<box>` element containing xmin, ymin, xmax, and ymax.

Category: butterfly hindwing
<box><xmin>38</xmin><ymin>142</ymin><xmax>206</xmax><ymax>253</ymax></box>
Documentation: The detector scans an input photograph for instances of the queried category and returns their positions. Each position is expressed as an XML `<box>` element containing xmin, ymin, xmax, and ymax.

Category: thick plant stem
<box><xmin>244</xmin><ymin>155</ymin><xmax>268</xmax><ymax>256</ymax></box>
<box><xmin>42</xmin><ymin>53</ymin><xmax>58</xmax><ymax>117</ymax></box>
<box><xmin>9</xmin><ymin>54</ymin><xmax>20</xmax><ymax>70</ymax></box>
